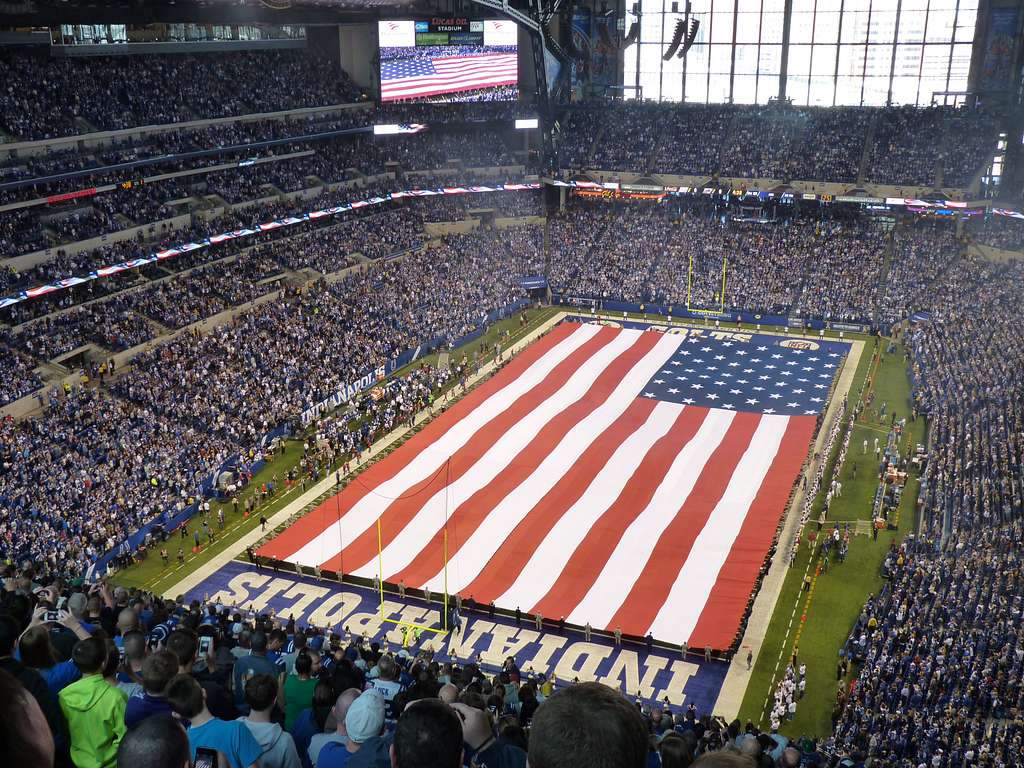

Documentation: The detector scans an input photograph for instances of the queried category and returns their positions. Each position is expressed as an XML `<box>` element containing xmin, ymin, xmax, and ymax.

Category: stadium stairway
<box><xmin>856</xmin><ymin>111</ymin><xmax>880</xmax><ymax>186</ymax></box>
<box><xmin>872</xmin><ymin>229</ymin><xmax>898</xmax><ymax>325</ymax></box>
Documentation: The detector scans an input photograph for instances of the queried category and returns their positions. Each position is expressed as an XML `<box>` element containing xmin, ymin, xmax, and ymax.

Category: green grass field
<box><xmin>737</xmin><ymin>337</ymin><xmax>925</xmax><ymax>737</ymax></box>
<box><xmin>110</xmin><ymin>308</ymin><xmax>921</xmax><ymax>739</ymax></box>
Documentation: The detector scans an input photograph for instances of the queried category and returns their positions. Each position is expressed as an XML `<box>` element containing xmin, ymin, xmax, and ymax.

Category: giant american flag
<box><xmin>258</xmin><ymin>320</ymin><xmax>849</xmax><ymax>648</ymax></box>
<box><xmin>380</xmin><ymin>51</ymin><xmax>518</xmax><ymax>102</ymax></box>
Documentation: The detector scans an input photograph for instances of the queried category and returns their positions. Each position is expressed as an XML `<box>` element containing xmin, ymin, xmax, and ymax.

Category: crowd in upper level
<box><xmin>553</xmin><ymin>101</ymin><xmax>998</xmax><ymax>189</ymax></box>
<box><xmin>0</xmin><ymin>49</ymin><xmax>364</xmax><ymax>141</ymax></box>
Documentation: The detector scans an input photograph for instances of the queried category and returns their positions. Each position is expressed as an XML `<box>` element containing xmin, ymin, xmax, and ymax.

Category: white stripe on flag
<box><xmin>566</xmin><ymin>408</ymin><xmax>739</xmax><ymax>628</ymax></box>
<box><xmin>646</xmin><ymin>414</ymin><xmax>790</xmax><ymax>644</ymax></box>
<box><xmin>349</xmin><ymin>328</ymin><xmax>662</xmax><ymax>579</ymax></box>
<box><xmin>419</xmin><ymin>332</ymin><xmax>685</xmax><ymax>594</ymax></box>
<box><xmin>286</xmin><ymin>322</ymin><xmax>603</xmax><ymax>566</ymax></box>
<box><xmin>494</xmin><ymin>400</ymin><xmax>685</xmax><ymax>612</ymax></box>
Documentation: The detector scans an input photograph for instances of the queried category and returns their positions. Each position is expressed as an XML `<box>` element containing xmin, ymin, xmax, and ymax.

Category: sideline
<box><xmin>713</xmin><ymin>336</ymin><xmax>864</xmax><ymax>718</ymax></box>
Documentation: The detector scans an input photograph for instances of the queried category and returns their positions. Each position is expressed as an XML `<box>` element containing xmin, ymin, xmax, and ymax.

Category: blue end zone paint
<box><xmin>186</xmin><ymin>560</ymin><xmax>729</xmax><ymax>714</ymax></box>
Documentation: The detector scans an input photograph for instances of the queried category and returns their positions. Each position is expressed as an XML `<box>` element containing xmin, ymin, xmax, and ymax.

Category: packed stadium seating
<box><xmin>0</xmin><ymin>49</ymin><xmax>365</xmax><ymax>140</ymax></box>
<box><xmin>3</xmin><ymin>32</ymin><xmax>1024</xmax><ymax>768</ymax></box>
<box><xmin>552</xmin><ymin>100</ymin><xmax>998</xmax><ymax>188</ymax></box>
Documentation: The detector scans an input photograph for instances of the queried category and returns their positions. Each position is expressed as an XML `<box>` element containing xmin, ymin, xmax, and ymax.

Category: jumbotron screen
<box><xmin>377</xmin><ymin>18</ymin><xmax>518</xmax><ymax>103</ymax></box>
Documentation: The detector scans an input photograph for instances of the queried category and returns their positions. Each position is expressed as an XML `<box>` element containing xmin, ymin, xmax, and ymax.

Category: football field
<box><xmin>111</xmin><ymin>308</ymin><xmax>921</xmax><ymax>733</ymax></box>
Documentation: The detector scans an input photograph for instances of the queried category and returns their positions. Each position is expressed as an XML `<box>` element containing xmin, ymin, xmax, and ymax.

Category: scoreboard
<box><xmin>379</xmin><ymin>18</ymin><xmax>517</xmax><ymax>48</ymax></box>
<box><xmin>415</xmin><ymin>19</ymin><xmax>485</xmax><ymax>46</ymax></box>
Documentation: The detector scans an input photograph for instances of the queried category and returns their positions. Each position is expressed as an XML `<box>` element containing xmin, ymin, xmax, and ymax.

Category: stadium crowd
<box><xmin>0</xmin><ymin>222</ymin><xmax>542</xmax><ymax>581</ymax></box>
<box><xmin>0</xmin><ymin>50</ymin><xmax>364</xmax><ymax>141</ymax></box>
<box><xmin>0</xmin><ymin>575</ymin><xmax>830</xmax><ymax>768</ymax></box>
<box><xmin>548</xmin><ymin>199</ymin><xmax>885</xmax><ymax>321</ymax></box>
<box><xmin>551</xmin><ymin>101</ymin><xmax>996</xmax><ymax>187</ymax></box>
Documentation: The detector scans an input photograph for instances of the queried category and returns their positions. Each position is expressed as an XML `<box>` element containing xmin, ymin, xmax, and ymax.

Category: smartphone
<box><xmin>194</xmin><ymin>747</ymin><xmax>218</xmax><ymax>768</ymax></box>
<box><xmin>44</xmin><ymin>611</ymin><xmax>60</xmax><ymax>622</ymax></box>
<box><xmin>198</xmin><ymin>636</ymin><xmax>213</xmax><ymax>656</ymax></box>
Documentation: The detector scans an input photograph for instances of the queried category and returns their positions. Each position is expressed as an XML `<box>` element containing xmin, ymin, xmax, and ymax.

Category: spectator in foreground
<box><xmin>59</xmin><ymin>636</ymin><xmax>128</xmax><ymax>768</ymax></box>
<box><xmin>116</xmin><ymin>715</ymin><xmax>191</xmax><ymax>768</ymax></box>
<box><xmin>124</xmin><ymin>649</ymin><xmax>179</xmax><ymax>728</ymax></box>
<box><xmin>391</xmin><ymin>698</ymin><xmax>463</xmax><ymax>768</ymax></box>
<box><xmin>339</xmin><ymin>688</ymin><xmax>389</xmax><ymax>768</ymax></box>
<box><xmin>239</xmin><ymin>674</ymin><xmax>302</xmax><ymax>768</ymax></box>
<box><xmin>0</xmin><ymin>666</ymin><xmax>57</xmax><ymax>768</ymax></box>
<box><xmin>166</xmin><ymin>673</ymin><xmax>262</xmax><ymax>768</ymax></box>
<box><xmin>0</xmin><ymin>613</ymin><xmax>64</xmax><ymax>746</ymax></box>
<box><xmin>528</xmin><ymin>682</ymin><xmax>647</xmax><ymax>768</ymax></box>
<box><xmin>308</xmin><ymin>688</ymin><xmax>360</xmax><ymax>768</ymax></box>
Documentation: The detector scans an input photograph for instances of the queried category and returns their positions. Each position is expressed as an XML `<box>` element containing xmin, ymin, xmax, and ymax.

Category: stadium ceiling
<box><xmin>0</xmin><ymin>0</ymin><xmax>500</xmax><ymax>25</ymax></box>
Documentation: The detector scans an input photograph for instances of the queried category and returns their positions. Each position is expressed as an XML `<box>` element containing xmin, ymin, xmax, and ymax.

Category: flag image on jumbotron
<box><xmin>377</xmin><ymin>19</ymin><xmax>518</xmax><ymax>103</ymax></box>
<box><xmin>258</xmin><ymin>321</ymin><xmax>848</xmax><ymax>649</ymax></box>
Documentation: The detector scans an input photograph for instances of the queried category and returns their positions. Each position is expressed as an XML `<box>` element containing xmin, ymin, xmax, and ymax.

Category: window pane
<box><xmin>869</xmin><ymin>10</ymin><xmax>899</xmax><ymax>44</ymax></box>
<box><xmin>789</xmin><ymin>43</ymin><xmax>813</xmax><ymax>74</ymax></box>
<box><xmin>814</xmin><ymin>11</ymin><xmax>842</xmax><ymax>43</ymax></box>
<box><xmin>735</xmin><ymin>11</ymin><xmax>762</xmax><ymax>42</ymax></box>
<box><xmin>893</xmin><ymin>43</ymin><xmax>923</xmax><ymax>78</ymax></box>
<box><xmin>788</xmin><ymin>74</ymin><xmax>812</xmax><ymax>104</ymax></box>
<box><xmin>662</xmin><ymin>50</ymin><xmax>685</xmax><ymax>101</ymax></box>
<box><xmin>955</xmin><ymin>6</ymin><xmax>978</xmax><ymax>42</ymax></box>
<box><xmin>919</xmin><ymin>45</ymin><xmax>950</xmax><ymax>100</ymax></box>
<box><xmin>710</xmin><ymin>43</ymin><xmax>733</xmax><ymax>72</ymax></box>
<box><xmin>864</xmin><ymin>43</ymin><xmax>893</xmax><ymax>78</ymax></box>
<box><xmin>639</xmin><ymin>68</ymin><xmax>662</xmax><ymax>101</ymax></box>
<box><xmin>926</xmin><ymin>8</ymin><xmax>955</xmax><ymax>42</ymax></box>
<box><xmin>897</xmin><ymin>4</ymin><xmax>927</xmax><ymax>43</ymax></box>
<box><xmin>890</xmin><ymin>74</ymin><xmax>920</xmax><ymax>104</ymax></box>
<box><xmin>757</xmin><ymin>71</ymin><xmax>779</xmax><ymax>102</ymax></box>
<box><xmin>809</xmin><ymin>73</ymin><xmax>836</xmax><ymax>104</ymax></box>
<box><xmin>811</xmin><ymin>43</ymin><xmax>838</xmax><ymax>75</ymax></box>
<box><xmin>733</xmin><ymin>73</ymin><xmax>758</xmax><ymax>102</ymax></box>
<box><xmin>708</xmin><ymin>72</ymin><xmax>731</xmax><ymax>101</ymax></box>
<box><xmin>948</xmin><ymin>42</ymin><xmax>971</xmax><ymax>90</ymax></box>
<box><xmin>641</xmin><ymin>0</ymin><xmax>666</xmax><ymax>43</ymax></box>
<box><xmin>836</xmin><ymin>75</ymin><xmax>863</xmax><ymax>104</ymax></box>
<box><xmin>759</xmin><ymin>43</ymin><xmax>783</xmax><ymax>73</ymax></box>
<box><xmin>791</xmin><ymin>11</ymin><xmax>815</xmax><ymax>43</ymax></box>
<box><xmin>837</xmin><ymin>43</ymin><xmax>865</xmax><ymax>77</ymax></box>
<box><xmin>840</xmin><ymin>12</ymin><xmax>870</xmax><ymax>43</ymax></box>
<box><xmin>734</xmin><ymin>43</ymin><xmax>759</xmax><ymax>73</ymax></box>
<box><xmin>761</xmin><ymin>11</ymin><xmax>785</xmax><ymax>42</ymax></box>
<box><xmin>711</xmin><ymin>9</ymin><xmax>736</xmax><ymax>43</ymax></box>
<box><xmin>861</xmin><ymin>76</ymin><xmax>889</xmax><ymax>104</ymax></box>
<box><xmin>686</xmin><ymin>68</ymin><xmax>710</xmax><ymax>102</ymax></box>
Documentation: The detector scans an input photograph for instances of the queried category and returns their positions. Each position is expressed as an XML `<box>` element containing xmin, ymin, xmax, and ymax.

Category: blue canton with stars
<box><xmin>639</xmin><ymin>332</ymin><xmax>849</xmax><ymax>417</ymax></box>
<box><xmin>382</xmin><ymin>58</ymin><xmax>439</xmax><ymax>82</ymax></box>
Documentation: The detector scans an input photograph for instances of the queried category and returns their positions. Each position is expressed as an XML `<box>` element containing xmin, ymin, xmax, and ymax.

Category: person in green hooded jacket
<box><xmin>59</xmin><ymin>636</ymin><xmax>128</xmax><ymax>768</ymax></box>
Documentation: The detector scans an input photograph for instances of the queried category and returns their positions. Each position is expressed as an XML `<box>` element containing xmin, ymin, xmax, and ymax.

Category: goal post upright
<box><xmin>687</xmin><ymin>252</ymin><xmax>728</xmax><ymax>316</ymax></box>
<box><xmin>374</xmin><ymin>458</ymin><xmax>451</xmax><ymax>636</ymax></box>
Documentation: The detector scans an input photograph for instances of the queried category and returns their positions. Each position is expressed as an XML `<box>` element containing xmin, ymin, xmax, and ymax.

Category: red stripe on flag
<box><xmin>458</xmin><ymin>397</ymin><xmax>660</xmax><ymax>604</ymax></box>
<box><xmin>313</xmin><ymin>326</ymin><xmax>620</xmax><ymax>573</ymax></box>
<box><xmin>387</xmin><ymin>331</ymin><xmax>663</xmax><ymax>587</ymax></box>
<box><xmin>529</xmin><ymin>406</ymin><xmax>709</xmax><ymax>621</ymax></box>
<box><xmin>256</xmin><ymin>322</ymin><xmax>581</xmax><ymax>560</ymax></box>
<box><xmin>687</xmin><ymin>415</ymin><xmax>815</xmax><ymax>649</ymax></box>
<box><xmin>606</xmin><ymin>412</ymin><xmax>762</xmax><ymax>635</ymax></box>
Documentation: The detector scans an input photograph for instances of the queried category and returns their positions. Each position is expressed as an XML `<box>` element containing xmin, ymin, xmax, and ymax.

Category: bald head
<box><xmin>439</xmin><ymin>683</ymin><xmax>459</xmax><ymax>704</ymax></box>
<box><xmin>333</xmin><ymin>688</ymin><xmax>362</xmax><ymax>735</ymax></box>
<box><xmin>780</xmin><ymin>747</ymin><xmax>801</xmax><ymax>767</ymax></box>
<box><xmin>117</xmin><ymin>608</ymin><xmax>139</xmax><ymax>634</ymax></box>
